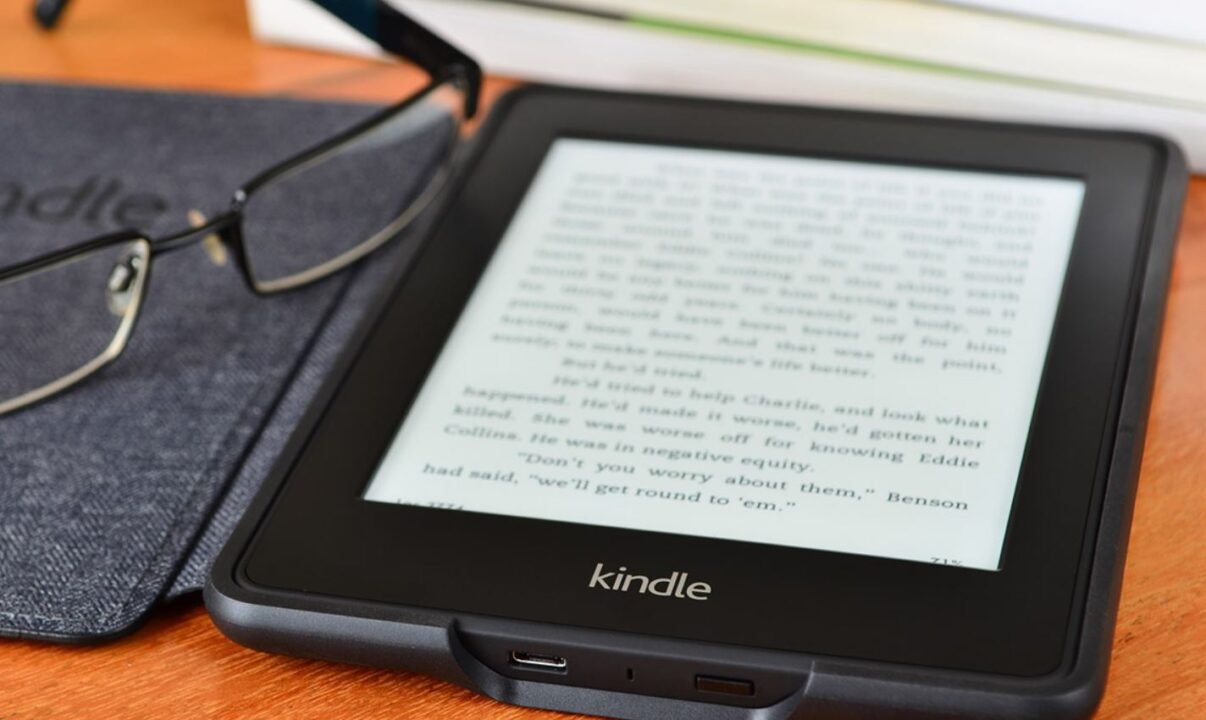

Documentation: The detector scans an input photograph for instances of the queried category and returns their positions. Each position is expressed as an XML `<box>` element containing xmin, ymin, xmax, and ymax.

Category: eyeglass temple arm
<box><xmin>315</xmin><ymin>0</ymin><xmax>482</xmax><ymax>118</ymax></box>
<box><xmin>33</xmin><ymin>0</ymin><xmax>482</xmax><ymax>119</ymax></box>
<box><xmin>382</xmin><ymin>2</ymin><xmax>481</xmax><ymax>118</ymax></box>
<box><xmin>32</xmin><ymin>0</ymin><xmax>68</xmax><ymax>28</ymax></box>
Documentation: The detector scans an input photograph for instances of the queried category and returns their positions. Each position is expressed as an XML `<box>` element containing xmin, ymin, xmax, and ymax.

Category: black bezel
<box><xmin>238</xmin><ymin>87</ymin><xmax>1162</xmax><ymax>679</ymax></box>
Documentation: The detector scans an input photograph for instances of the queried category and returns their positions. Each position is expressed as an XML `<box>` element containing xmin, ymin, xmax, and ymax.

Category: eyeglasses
<box><xmin>2</xmin><ymin>0</ymin><xmax>482</xmax><ymax>417</ymax></box>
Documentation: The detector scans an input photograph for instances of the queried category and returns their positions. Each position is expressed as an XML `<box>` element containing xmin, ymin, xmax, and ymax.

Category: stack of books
<box><xmin>248</xmin><ymin>0</ymin><xmax>1206</xmax><ymax>170</ymax></box>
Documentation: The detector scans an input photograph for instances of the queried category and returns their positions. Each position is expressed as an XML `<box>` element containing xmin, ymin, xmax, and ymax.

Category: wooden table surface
<box><xmin>1</xmin><ymin>1</ymin><xmax>1203</xmax><ymax>717</ymax></box>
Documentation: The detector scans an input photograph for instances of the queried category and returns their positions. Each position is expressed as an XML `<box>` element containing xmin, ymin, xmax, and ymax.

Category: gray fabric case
<box><xmin>0</xmin><ymin>82</ymin><xmax>443</xmax><ymax>641</ymax></box>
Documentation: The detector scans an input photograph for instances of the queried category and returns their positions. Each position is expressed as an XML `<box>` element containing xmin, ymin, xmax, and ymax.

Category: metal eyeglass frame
<box><xmin>0</xmin><ymin>0</ymin><xmax>482</xmax><ymax>417</ymax></box>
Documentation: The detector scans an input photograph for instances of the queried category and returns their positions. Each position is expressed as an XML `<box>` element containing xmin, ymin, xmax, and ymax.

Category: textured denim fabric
<box><xmin>164</xmin><ymin>225</ymin><xmax>424</xmax><ymax>598</ymax></box>
<box><xmin>0</xmin><ymin>83</ymin><xmax>447</xmax><ymax>640</ymax></box>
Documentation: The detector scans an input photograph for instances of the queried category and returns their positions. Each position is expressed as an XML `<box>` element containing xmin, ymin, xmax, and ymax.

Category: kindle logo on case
<box><xmin>588</xmin><ymin>563</ymin><xmax>712</xmax><ymax>601</ymax></box>
<box><xmin>0</xmin><ymin>176</ymin><xmax>169</xmax><ymax>229</ymax></box>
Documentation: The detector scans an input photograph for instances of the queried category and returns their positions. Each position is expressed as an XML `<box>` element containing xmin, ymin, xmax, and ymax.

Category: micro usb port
<box><xmin>510</xmin><ymin>650</ymin><xmax>568</xmax><ymax>673</ymax></box>
<box><xmin>696</xmin><ymin>675</ymin><xmax>755</xmax><ymax>696</ymax></box>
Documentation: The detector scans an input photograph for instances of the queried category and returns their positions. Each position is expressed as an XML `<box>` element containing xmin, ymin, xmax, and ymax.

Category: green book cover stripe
<box><xmin>629</xmin><ymin>13</ymin><xmax>1206</xmax><ymax>112</ymax></box>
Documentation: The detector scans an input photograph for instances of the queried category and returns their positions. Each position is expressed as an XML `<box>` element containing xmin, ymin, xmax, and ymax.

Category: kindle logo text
<box><xmin>1</xmin><ymin>176</ymin><xmax>169</xmax><ymax>229</ymax></box>
<box><xmin>588</xmin><ymin>563</ymin><xmax>712</xmax><ymax>601</ymax></box>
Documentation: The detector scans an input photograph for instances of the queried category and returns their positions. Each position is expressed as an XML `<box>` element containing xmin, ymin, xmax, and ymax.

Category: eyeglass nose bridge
<box><xmin>155</xmin><ymin>207</ymin><xmax>243</xmax><ymax>253</ymax></box>
<box><xmin>150</xmin><ymin>204</ymin><xmax>274</xmax><ymax>297</ymax></box>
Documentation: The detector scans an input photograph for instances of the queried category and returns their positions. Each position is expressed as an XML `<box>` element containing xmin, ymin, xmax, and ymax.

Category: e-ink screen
<box><xmin>364</xmin><ymin>138</ymin><xmax>1085</xmax><ymax>571</ymax></box>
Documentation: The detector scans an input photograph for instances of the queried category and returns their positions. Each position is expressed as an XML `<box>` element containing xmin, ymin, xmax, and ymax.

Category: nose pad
<box><xmin>189</xmin><ymin>209</ymin><xmax>229</xmax><ymax>267</ymax></box>
<box><xmin>106</xmin><ymin>253</ymin><xmax>144</xmax><ymax>317</ymax></box>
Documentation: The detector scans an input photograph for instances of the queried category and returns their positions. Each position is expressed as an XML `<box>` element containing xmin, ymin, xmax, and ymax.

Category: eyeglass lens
<box><xmin>240</xmin><ymin>80</ymin><xmax>466</xmax><ymax>293</ymax></box>
<box><xmin>0</xmin><ymin>238</ymin><xmax>151</xmax><ymax>415</ymax></box>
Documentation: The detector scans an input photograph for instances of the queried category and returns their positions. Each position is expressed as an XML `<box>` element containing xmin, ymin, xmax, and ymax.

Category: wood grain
<box><xmin>0</xmin><ymin>0</ymin><xmax>1202</xmax><ymax>717</ymax></box>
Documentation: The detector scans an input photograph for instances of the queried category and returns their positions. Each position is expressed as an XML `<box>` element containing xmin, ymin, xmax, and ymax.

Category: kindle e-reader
<box><xmin>206</xmin><ymin>86</ymin><xmax>1187</xmax><ymax>720</ymax></box>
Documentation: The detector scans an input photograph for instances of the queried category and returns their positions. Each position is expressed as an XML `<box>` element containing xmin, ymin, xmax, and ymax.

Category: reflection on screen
<box><xmin>364</xmin><ymin>139</ymin><xmax>1085</xmax><ymax>571</ymax></box>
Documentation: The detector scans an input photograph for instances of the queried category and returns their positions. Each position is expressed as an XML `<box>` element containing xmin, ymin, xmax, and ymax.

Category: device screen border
<box><xmin>238</xmin><ymin>87</ymin><xmax>1160</xmax><ymax>678</ymax></box>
